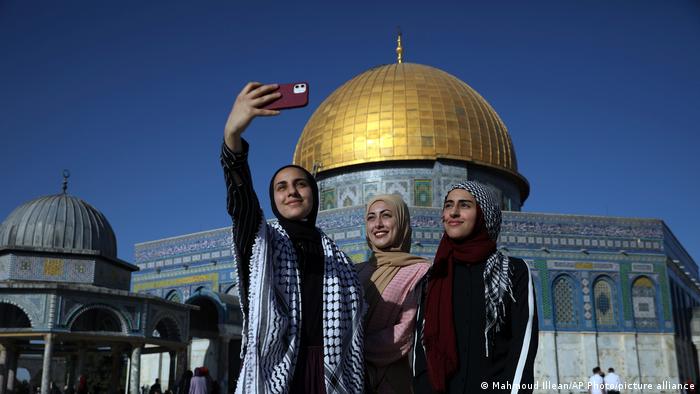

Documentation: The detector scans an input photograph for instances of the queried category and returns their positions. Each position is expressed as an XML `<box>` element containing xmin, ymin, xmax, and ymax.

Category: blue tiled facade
<box><xmin>132</xmin><ymin>228</ymin><xmax>239</xmax><ymax>302</ymax></box>
<box><xmin>132</xmin><ymin>167</ymin><xmax>700</xmax><ymax>385</ymax></box>
<box><xmin>132</xmin><ymin>208</ymin><xmax>697</xmax><ymax>336</ymax></box>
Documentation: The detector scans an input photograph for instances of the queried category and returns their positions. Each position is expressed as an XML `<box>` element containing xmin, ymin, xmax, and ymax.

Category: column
<box><xmin>66</xmin><ymin>355</ymin><xmax>77</xmax><ymax>393</ymax></box>
<box><xmin>691</xmin><ymin>307</ymin><xmax>700</xmax><ymax>381</ymax></box>
<box><xmin>109</xmin><ymin>346</ymin><xmax>123</xmax><ymax>394</ymax></box>
<box><xmin>0</xmin><ymin>344</ymin><xmax>7</xmax><ymax>394</ymax></box>
<box><xmin>75</xmin><ymin>343</ymin><xmax>86</xmax><ymax>381</ymax></box>
<box><xmin>167</xmin><ymin>352</ymin><xmax>176</xmax><ymax>391</ymax></box>
<box><xmin>129</xmin><ymin>345</ymin><xmax>142</xmax><ymax>394</ymax></box>
<box><xmin>217</xmin><ymin>337</ymin><xmax>230</xmax><ymax>394</ymax></box>
<box><xmin>175</xmin><ymin>348</ymin><xmax>188</xmax><ymax>383</ymax></box>
<box><xmin>6</xmin><ymin>344</ymin><xmax>17</xmax><ymax>394</ymax></box>
<box><xmin>40</xmin><ymin>335</ymin><xmax>54</xmax><ymax>394</ymax></box>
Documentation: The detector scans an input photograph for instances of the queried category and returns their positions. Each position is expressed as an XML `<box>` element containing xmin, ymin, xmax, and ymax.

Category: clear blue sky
<box><xmin>1</xmin><ymin>1</ymin><xmax>699</xmax><ymax>264</ymax></box>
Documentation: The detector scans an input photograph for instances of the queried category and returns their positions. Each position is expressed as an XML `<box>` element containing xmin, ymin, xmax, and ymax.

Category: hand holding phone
<box><xmin>262</xmin><ymin>82</ymin><xmax>309</xmax><ymax>110</ymax></box>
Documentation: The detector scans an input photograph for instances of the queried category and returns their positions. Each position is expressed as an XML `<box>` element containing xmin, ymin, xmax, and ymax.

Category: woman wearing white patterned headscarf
<box><xmin>412</xmin><ymin>181</ymin><xmax>538</xmax><ymax>393</ymax></box>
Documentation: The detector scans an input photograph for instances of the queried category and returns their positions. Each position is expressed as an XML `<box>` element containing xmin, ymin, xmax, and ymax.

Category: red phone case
<box><xmin>263</xmin><ymin>82</ymin><xmax>309</xmax><ymax>110</ymax></box>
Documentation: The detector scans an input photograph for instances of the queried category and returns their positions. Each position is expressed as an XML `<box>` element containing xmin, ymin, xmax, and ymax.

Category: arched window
<box><xmin>152</xmin><ymin>317</ymin><xmax>181</xmax><ymax>341</ymax></box>
<box><xmin>71</xmin><ymin>308</ymin><xmax>123</xmax><ymax>332</ymax></box>
<box><xmin>632</xmin><ymin>276</ymin><xmax>658</xmax><ymax>329</ymax></box>
<box><xmin>0</xmin><ymin>303</ymin><xmax>31</xmax><ymax>328</ymax></box>
<box><xmin>553</xmin><ymin>276</ymin><xmax>577</xmax><ymax>328</ymax></box>
<box><xmin>593</xmin><ymin>278</ymin><xmax>616</xmax><ymax>327</ymax></box>
<box><xmin>166</xmin><ymin>290</ymin><xmax>181</xmax><ymax>303</ymax></box>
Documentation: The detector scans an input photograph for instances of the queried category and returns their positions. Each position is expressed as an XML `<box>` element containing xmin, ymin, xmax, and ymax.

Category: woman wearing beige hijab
<box><xmin>357</xmin><ymin>194</ymin><xmax>431</xmax><ymax>393</ymax></box>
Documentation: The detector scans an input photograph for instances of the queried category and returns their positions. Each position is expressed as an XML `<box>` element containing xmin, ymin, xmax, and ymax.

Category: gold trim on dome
<box><xmin>293</xmin><ymin>62</ymin><xmax>524</xmax><ymax>185</ymax></box>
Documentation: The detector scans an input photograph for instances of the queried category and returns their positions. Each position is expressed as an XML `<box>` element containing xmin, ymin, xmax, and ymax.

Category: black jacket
<box><xmin>412</xmin><ymin>257</ymin><xmax>538</xmax><ymax>394</ymax></box>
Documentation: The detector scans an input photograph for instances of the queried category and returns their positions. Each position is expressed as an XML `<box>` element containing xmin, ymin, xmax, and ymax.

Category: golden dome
<box><xmin>293</xmin><ymin>63</ymin><xmax>524</xmax><ymax>182</ymax></box>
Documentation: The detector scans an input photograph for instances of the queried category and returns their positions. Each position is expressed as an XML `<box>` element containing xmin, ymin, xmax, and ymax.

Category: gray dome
<box><xmin>0</xmin><ymin>193</ymin><xmax>117</xmax><ymax>257</ymax></box>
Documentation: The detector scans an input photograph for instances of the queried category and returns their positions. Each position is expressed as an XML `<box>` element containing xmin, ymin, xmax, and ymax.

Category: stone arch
<box><xmin>224</xmin><ymin>283</ymin><xmax>238</xmax><ymax>296</ymax></box>
<box><xmin>186</xmin><ymin>291</ymin><xmax>223</xmax><ymax>338</ymax></box>
<box><xmin>552</xmin><ymin>273</ymin><xmax>578</xmax><ymax>329</ymax></box>
<box><xmin>152</xmin><ymin>314</ymin><xmax>182</xmax><ymax>342</ymax></box>
<box><xmin>0</xmin><ymin>301</ymin><xmax>32</xmax><ymax>328</ymax></box>
<box><xmin>165</xmin><ymin>289</ymin><xmax>182</xmax><ymax>303</ymax></box>
<box><xmin>67</xmin><ymin>304</ymin><xmax>129</xmax><ymax>333</ymax></box>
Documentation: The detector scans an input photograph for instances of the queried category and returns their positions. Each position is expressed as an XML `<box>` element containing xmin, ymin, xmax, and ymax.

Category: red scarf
<box><xmin>423</xmin><ymin>206</ymin><xmax>496</xmax><ymax>392</ymax></box>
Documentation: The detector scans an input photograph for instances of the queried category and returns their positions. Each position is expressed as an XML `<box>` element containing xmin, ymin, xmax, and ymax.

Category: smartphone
<box><xmin>263</xmin><ymin>82</ymin><xmax>309</xmax><ymax>110</ymax></box>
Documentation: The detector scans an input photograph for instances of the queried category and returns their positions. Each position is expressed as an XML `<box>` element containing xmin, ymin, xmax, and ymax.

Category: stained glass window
<box><xmin>594</xmin><ymin>279</ymin><xmax>615</xmax><ymax>326</ymax></box>
<box><xmin>632</xmin><ymin>276</ymin><xmax>658</xmax><ymax>329</ymax></box>
<box><xmin>553</xmin><ymin>276</ymin><xmax>576</xmax><ymax>328</ymax></box>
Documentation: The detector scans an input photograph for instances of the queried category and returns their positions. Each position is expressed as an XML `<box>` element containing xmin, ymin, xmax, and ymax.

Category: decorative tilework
<box><xmin>363</xmin><ymin>182</ymin><xmax>380</xmax><ymax>203</ymax></box>
<box><xmin>0</xmin><ymin>254</ymin><xmax>96</xmax><ymax>284</ymax></box>
<box><xmin>133</xmin><ymin>273</ymin><xmax>219</xmax><ymax>292</ymax></box>
<box><xmin>414</xmin><ymin>179</ymin><xmax>433</xmax><ymax>207</ymax></box>
<box><xmin>548</xmin><ymin>261</ymin><xmax>618</xmax><ymax>271</ymax></box>
<box><xmin>43</xmin><ymin>258</ymin><xmax>64</xmax><ymax>276</ymax></box>
<box><xmin>594</xmin><ymin>279</ymin><xmax>615</xmax><ymax>326</ymax></box>
<box><xmin>535</xmin><ymin>260</ymin><xmax>552</xmax><ymax>319</ymax></box>
<box><xmin>632</xmin><ymin>263</ymin><xmax>654</xmax><ymax>272</ymax></box>
<box><xmin>620</xmin><ymin>263</ymin><xmax>632</xmax><ymax>321</ymax></box>
<box><xmin>166</xmin><ymin>290</ymin><xmax>181</xmax><ymax>303</ymax></box>
<box><xmin>553</xmin><ymin>276</ymin><xmax>576</xmax><ymax>328</ymax></box>
<box><xmin>339</xmin><ymin>185</ymin><xmax>359</xmax><ymax>208</ymax></box>
<box><xmin>134</xmin><ymin>228</ymin><xmax>232</xmax><ymax>263</ymax></box>
<box><xmin>321</xmin><ymin>188</ymin><xmax>337</xmax><ymax>211</ymax></box>
<box><xmin>656</xmin><ymin>264</ymin><xmax>672</xmax><ymax>321</ymax></box>
<box><xmin>384</xmin><ymin>180</ymin><xmax>409</xmax><ymax>199</ymax></box>
<box><xmin>632</xmin><ymin>276</ymin><xmax>658</xmax><ymax>328</ymax></box>
<box><xmin>501</xmin><ymin>212</ymin><xmax>663</xmax><ymax>242</ymax></box>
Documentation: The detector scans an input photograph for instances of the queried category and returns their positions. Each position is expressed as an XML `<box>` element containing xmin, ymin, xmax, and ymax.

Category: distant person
<box><xmin>589</xmin><ymin>366</ymin><xmax>605</xmax><ymax>394</ymax></box>
<box><xmin>176</xmin><ymin>370</ymin><xmax>193</xmax><ymax>394</ymax></box>
<box><xmin>49</xmin><ymin>382</ymin><xmax>61</xmax><ymax>394</ymax></box>
<box><xmin>604</xmin><ymin>367</ymin><xmax>621</xmax><ymax>394</ymax></box>
<box><xmin>189</xmin><ymin>368</ymin><xmax>207</xmax><ymax>394</ymax></box>
<box><xmin>412</xmin><ymin>182</ymin><xmax>538</xmax><ymax>393</ymax></box>
<box><xmin>148</xmin><ymin>379</ymin><xmax>162</xmax><ymax>394</ymax></box>
<box><xmin>221</xmin><ymin>82</ymin><xmax>364</xmax><ymax>393</ymax></box>
<box><xmin>356</xmin><ymin>194</ymin><xmax>430</xmax><ymax>393</ymax></box>
<box><xmin>76</xmin><ymin>376</ymin><xmax>88</xmax><ymax>394</ymax></box>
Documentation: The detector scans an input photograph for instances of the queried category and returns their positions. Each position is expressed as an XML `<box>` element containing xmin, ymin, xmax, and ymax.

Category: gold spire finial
<box><xmin>396</xmin><ymin>28</ymin><xmax>403</xmax><ymax>64</ymax></box>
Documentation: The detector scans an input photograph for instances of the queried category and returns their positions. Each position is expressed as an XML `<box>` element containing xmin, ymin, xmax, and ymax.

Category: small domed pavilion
<box><xmin>0</xmin><ymin>176</ymin><xmax>193</xmax><ymax>394</ymax></box>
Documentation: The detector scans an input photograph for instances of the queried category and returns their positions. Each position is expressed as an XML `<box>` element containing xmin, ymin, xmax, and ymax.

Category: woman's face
<box><xmin>272</xmin><ymin>167</ymin><xmax>314</xmax><ymax>221</ymax></box>
<box><xmin>366</xmin><ymin>200</ymin><xmax>399</xmax><ymax>250</ymax></box>
<box><xmin>442</xmin><ymin>188</ymin><xmax>479</xmax><ymax>240</ymax></box>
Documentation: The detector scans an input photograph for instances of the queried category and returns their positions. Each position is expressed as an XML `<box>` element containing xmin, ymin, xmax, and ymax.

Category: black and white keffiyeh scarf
<box><xmin>233</xmin><ymin>219</ymin><xmax>365</xmax><ymax>394</ymax></box>
<box><xmin>448</xmin><ymin>181</ymin><xmax>515</xmax><ymax>355</ymax></box>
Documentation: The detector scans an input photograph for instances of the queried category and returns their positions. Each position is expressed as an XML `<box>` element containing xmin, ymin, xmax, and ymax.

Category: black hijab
<box><xmin>268</xmin><ymin>164</ymin><xmax>321</xmax><ymax>245</ymax></box>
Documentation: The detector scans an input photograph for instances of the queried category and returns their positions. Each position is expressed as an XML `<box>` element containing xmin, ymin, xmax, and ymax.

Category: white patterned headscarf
<box><xmin>446</xmin><ymin>181</ymin><xmax>514</xmax><ymax>356</ymax></box>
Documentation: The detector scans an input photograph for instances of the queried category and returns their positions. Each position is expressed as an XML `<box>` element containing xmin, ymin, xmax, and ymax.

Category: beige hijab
<box><xmin>362</xmin><ymin>194</ymin><xmax>427</xmax><ymax>315</ymax></box>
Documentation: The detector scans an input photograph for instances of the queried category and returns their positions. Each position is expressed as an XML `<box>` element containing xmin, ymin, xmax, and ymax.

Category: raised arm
<box><xmin>221</xmin><ymin>82</ymin><xmax>281</xmax><ymax>306</ymax></box>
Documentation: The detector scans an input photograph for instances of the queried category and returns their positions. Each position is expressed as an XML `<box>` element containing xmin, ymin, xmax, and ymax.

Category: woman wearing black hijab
<box><xmin>412</xmin><ymin>181</ymin><xmax>538</xmax><ymax>393</ymax></box>
<box><xmin>220</xmin><ymin>82</ymin><xmax>364</xmax><ymax>394</ymax></box>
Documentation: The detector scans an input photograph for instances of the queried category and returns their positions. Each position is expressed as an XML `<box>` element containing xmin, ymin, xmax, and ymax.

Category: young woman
<box><xmin>221</xmin><ymin>82</ymin><xmax>364</xmax><ymax>394</ymax></box>
<box><xmin>412</xmin><ymin>182</ymin><xmax>538</xmax><ymax>393</ymax></box>
<box><xmin>356</xmin><ymin>194</ymin><xmax>430</xmax><ymax>393</ymax></box>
